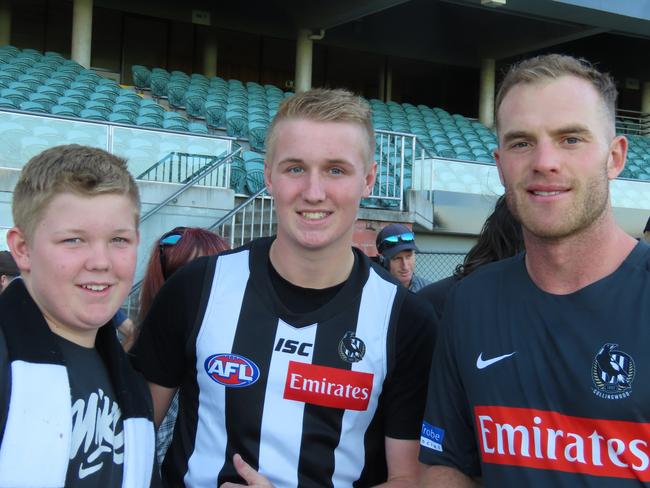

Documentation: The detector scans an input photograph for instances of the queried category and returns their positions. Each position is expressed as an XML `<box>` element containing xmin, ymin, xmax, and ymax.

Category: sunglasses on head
<box><xmin>378</xmin><ymin>231</ymin><xmax>415</xmax><ymax>253</ymax></box>
<box><xmin>159</xmin><ymin>227</ymin><xmax>187</xmax><ymax>279</ymax></box>
<box><xmin>381</xmin><ymin>232</ymin><xmax>414</xmax><ymax>245</ymax></box>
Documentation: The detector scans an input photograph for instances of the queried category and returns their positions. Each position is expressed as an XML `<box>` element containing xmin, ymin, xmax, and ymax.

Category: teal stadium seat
<box><xmin>132</xmin><ymin>65</ymin><xmax>151</xmax><ymax>90</ymax></box>
<box><xmin>108</xmin><ymin>112</ymin><xmax>136</xmax><ymax>124</ymax></box>
<box><xmin>0</xmin><ymin>97</ymin><xmax>17</xmax><ymax>109</ymax></box>
<box><xmin>243</xmin><ymin>150</ymin><xmax>265</xmax><ymax>193</ymax></box>
<box><xmin>50</xmin><ymin>104</ymin><xmax>77</xmax><ymax>117</ymax></box>
<box><xmin>205</xmin><ymin>101</ymin><xmax>226</xmax><ymax>129</ymax></box>
<box><xmin>80</xmin><ymin>108</ymin><xmax>108</xmax><ymax>121</ymax></box>
<box><xmin>229</xmin><ymin>155</ymin><xmax>247</xmax><ymax>194</ymax></box>
<box><xmin>188</xmin><ymin>121</ymin><xmax>209</xmax><ymax>134</ymax></box>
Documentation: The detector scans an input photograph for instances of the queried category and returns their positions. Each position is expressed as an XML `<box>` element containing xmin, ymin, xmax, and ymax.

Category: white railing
<box><xmin>616</xmin><ymin>109</ymin><xmax>650</xmax><ymax>136</ymax></box>
<box><xmin>209</xmin><ymin>189</ymin><xmax>275</xmax><ymax>249</ymax></box>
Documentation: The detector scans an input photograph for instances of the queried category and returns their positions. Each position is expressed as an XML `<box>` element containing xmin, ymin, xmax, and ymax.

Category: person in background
<box><xmin>0</xmin><ymin>251</ymin><xmax>19</xmax><ymax>293</ymax></box>
<box><xmin>418</xmin><ymin>195</ymin><xmax>523</xmax><ymax>320</ymax></box>
<box><xmin>376</xmin><ymin>223</ymin><xmax>430</xmax><ymax>292</ymax></box>
<box><xmin>112</xmin><ymin>309</ymin><xmax>137</xmax><ymax>351</ymax></box>
<box><xmin>137</xmin><ymin>226</ymin><xmax>230</xmax><ymax>465</ymax></box>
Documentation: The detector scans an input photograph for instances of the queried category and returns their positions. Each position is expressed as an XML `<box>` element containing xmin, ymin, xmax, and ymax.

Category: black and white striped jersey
<box><xmin>133</xmin><ymin>237</ymin><xmax>436</xmax><ymax>487</ymax></box>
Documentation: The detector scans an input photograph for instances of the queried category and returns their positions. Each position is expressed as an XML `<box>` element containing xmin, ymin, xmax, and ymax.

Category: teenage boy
<box><xmin>420</xmin><ymin>54</ymin><xmax>650</xmax><ymax>486</ymax></box>
<box><xmin>0</xmin><ymin>145</ymin><xmax>158</xmax><ymax>487</ymax></box>
<box><xmin>132</xmin><ymin>89</ymin><xmax>436</xmax><ymax>487</ymax></box>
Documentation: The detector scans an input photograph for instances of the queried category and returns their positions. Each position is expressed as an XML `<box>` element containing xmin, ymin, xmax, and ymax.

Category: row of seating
<box><xmin>133</xmin><ymin>64</ymin><xmax>499</xmax><ymax>162</ymax></box>
<box><xmin>132</xmin><ymin>64</ymin><xmax>290</xmax><ymax>150</ymax></box>
<box><xmin>0</xmin><ymin>45</ymin><xmax>208</xmax><ymax>134</ymax></box>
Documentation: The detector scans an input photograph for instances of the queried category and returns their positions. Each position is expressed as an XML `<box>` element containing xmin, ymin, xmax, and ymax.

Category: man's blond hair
<box><xmin>12</xmin><ymin>144</ymin><xmax>140</xmax><ymax>239</ymax></box>
<box><xmin>495</xmin><ymin>54</ymin><xmax>618</xmax><ymax>138</ymax></box>
<box><xmin>265</xmin><ymin>88</ymin><xmax>375</xmax><ymax>165</ymax></box>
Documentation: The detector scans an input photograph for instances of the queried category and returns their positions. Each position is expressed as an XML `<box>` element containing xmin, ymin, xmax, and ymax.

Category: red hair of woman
<box><xmin>139</xmin><ymin>227</ymin><xmax>230</xmax><ymax>322</ymax></box>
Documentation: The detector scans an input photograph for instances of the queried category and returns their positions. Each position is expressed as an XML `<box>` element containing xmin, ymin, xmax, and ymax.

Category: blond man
<box><xmin>133</xmin><ymin>89</ymin><xmax>436</xmax><ymax>487</ymax></box>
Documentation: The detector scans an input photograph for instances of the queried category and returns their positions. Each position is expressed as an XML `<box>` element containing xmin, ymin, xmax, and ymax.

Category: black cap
<box><xmin>0</xmin><ymin>251</ymin><xmax>19</xmax><ymax>276</ymax></box>
<box><xmin>376</xmin><ymin>223</ymin><xmax>418</xmax><ymax>260</ymax></box>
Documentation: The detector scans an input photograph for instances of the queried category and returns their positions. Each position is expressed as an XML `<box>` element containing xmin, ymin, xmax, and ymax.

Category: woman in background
<box><xmin>137</xmin><ymin>226</ymin><xmax>230</xmax><ymax>463</ymax></box>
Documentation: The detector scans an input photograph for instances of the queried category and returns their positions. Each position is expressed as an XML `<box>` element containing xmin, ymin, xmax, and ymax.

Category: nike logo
<box><xmin>476</xmin><ymin>352</ymin><xmax>516</xmax><ymax>370</ymax></box>
<box><xmin>78</xmin><ymin>462</ymin><xmax>102</xmax><ymax>479</ymax></box>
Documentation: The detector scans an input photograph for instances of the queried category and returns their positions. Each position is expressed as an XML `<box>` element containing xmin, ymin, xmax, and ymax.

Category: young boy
<box><xmin>0</xmin><ymin>145</ymin><xmax>158</xmax><ymax>487</ymax></box>
<box><xmin>132</xmin><ymin>89</ymin><xmax>437</xmax><ymax>487</ymax></box>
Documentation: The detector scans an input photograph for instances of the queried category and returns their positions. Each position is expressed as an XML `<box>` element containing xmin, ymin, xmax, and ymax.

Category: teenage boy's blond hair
<box><xmin>265</xmin><ymin>88</ymin><xmax>375</xmax><ymax>166</ymax></box>
<box><xmin>12</xmin><ymin>144</ymin><xmax>140</xmax><ymax>239</ymax></box>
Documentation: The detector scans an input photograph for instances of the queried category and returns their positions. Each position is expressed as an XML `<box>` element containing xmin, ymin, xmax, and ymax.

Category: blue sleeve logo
<box><xmin>420</xmin><ymin>421</ymin><xmax>445</xmax><ymax>452</ymax></box>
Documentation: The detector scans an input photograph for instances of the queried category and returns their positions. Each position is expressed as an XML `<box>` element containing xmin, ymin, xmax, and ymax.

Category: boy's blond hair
<box><xmin>265</xmin><ymin>88</ymin><xmax>375</xmax><ymax>166</ymax></box>
<box><xmin>12</xmin><ymin>144</ymin><xmax>140</xmax><ymax>239</ymax></box>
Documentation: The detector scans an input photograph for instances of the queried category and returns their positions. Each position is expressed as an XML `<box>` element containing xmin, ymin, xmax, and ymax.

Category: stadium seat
<box><xmin>19</xmin><ymin>100</ymin><xmax>48</xmax><ymax>113</ymax></box>
<box><xmin>50</xmin><ymin>104</ymin><xmax>78</xmax><ymax>117</ymax></box>
<box><xmin>80</xmin><ymin>108</ymin><xmax>108</xmax><ymax>121</ymax></box>
<box><xmin>229</xmin><ymin>155</ymin><xmax>247</xmax><ymax>193</ymax></box>
<box><xmin>0</xmin><ymin>96</ymin><xmax>18</xmax><ymax>109</ymax></box>
<box><xmin>108</xmin><ymin>112</ymin><xmax>136</xmax><ymax>124</ymax></box>
<box><xmin>205</xmin><ymin>101</ymin><xmax>226</xmax><ymax>129</ymax></box>
<box><xmin>243</xmin><ymin>151</ymin><xmax>265</xmax><ymax>193</ymax></box>
<box><xmin>248</xmin><ymin>118</ymin><xmax>268</xmax><ymax>151</ymax></box>
<box><xmin>188</xmin><ymin>121</ymin><xmax>209</xmax><ymax>134</ymax></box>
<box><xmin>132</xmin><ymin>65</ymin><xmax>151</xmax><ymax>90</ymax></box>
<box><xmin>226</xmin><ymin>109</ymin><xmax>248</xmax><ymax>138</ymax></box>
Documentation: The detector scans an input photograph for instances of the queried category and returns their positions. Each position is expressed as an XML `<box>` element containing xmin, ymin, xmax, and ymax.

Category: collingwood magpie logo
<box><xmin>592</xmin><ymin>343</ymin><xmax>635</xmax><ymax>400</ymax></box>
<box><xmin>338</xmin><ymin>331</ymin><xmax>366</xmax><ymax>363</ymax></box>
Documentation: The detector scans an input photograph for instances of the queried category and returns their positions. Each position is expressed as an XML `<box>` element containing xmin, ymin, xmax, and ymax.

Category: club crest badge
<box><xmin>592</xmin><ymin>343</ymin><xmax>635</xmax><ymax>400</ymax></box>
<box><xmin>338</xmin><ymin>331</ymin><xmax>366</xmax><ymax>363</ymax></box>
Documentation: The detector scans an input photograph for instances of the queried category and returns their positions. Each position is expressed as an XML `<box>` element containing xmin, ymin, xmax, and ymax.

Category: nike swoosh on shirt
<box><xmin>476</xmin><ymin>352</ymin><xmax>516</xmax><ymax>370</ymax></box>
<box><xmin>78</xmin><ymin>462</ymin><xmax>102</xmax><ymax>479</ymax></box>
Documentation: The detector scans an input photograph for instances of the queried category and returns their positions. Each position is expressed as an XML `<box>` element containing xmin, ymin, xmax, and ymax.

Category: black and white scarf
<box><xmin>0</xmin><ymin>279</ymin><xmax>158</xmax><ymax>487</ymax></box>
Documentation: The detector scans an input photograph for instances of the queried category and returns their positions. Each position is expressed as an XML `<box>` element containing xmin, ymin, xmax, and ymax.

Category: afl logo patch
<box><xmin>592</xmin><ymin>343</ymin><xmax>635</xmax><ymax>400</ymax></box>
<box><xmin>338</xmin><ymin>331</ymin><xmax>366</xmax><ymax>363</ymax></box>
<box><xmin>204</xmin><ymin>353</ymin><xmax>260</xmax><ymax>388</ymax></box>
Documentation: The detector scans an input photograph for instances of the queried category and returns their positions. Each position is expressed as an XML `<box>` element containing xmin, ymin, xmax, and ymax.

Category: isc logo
<box><xmin>204</xmin><ymin>353</ymin><xmax>260</xmax><ymax>388</ymax></box>
<box><xmin>274</xmin><ymin>338</ymin><xmax>313</xmax><ymax>357</ymax></box>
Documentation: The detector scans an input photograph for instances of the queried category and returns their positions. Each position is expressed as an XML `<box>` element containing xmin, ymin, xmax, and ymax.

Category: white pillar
<box><xmin>203</xmin><ymin>28</ymin><xmax>218</xmax><ymax>78</ymax></box>
<box><xmin>0</xmin><ymin>0</ymin><xmax>10</xmax><ymax>47</ymax></box>
<box><xmin>479</xmin><ymin>58</ymin><xmax>496</xmax><ymax>129</ymax></box>
<box><xmin>71</xmin><ymin>0</ymin><xmax>93</xmax><ymax>68</ymax></box>
<box><xmin>642</xmin><ymin>82</ymin><xmax>650</xmax><ymax>115</ymax></box>
<box><xmin>294</xmin><ymin>28</ymin><xmax>313</xmax><ymax>93</ymax></box>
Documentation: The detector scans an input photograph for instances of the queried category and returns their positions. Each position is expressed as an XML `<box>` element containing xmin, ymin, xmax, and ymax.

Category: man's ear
<box><xmin>363</xmin><ymin>161</ymin><xmax>377</xmax><ymax>198</ymax></box>
<box><xmin>606</xmin><ymin>135</ymin><xmax>627</xmax><ymax>180</ymax></box>
<box><xmin>6</xmin><ymin>227</ymin><xmax>31</xmax><ymax>273</ymax></box>
<box><xmin>264</xmin><ymin>160</ymin><xmax>274</xmax><ymax>196</ymax></box>
<box><xmin>494</xmin><ymin>147</ymin><xmax>506</xmax><ymax>186</ymax></box>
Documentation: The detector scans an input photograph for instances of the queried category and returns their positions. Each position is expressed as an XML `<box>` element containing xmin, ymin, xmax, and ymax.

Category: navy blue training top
<box><xmin>420</xmin><ymin>242</ymin><xmax>650</xmax><ymax>486</ymax></box>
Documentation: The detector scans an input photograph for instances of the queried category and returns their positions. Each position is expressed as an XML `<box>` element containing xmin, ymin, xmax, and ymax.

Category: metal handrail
<box><xmin>125</xmin><ymin>169</ymin><xmax>261</xmax><ymax>316</ymax></box>
<box><xmin>139</xmin><ymin>147</ymin><xmax>242</xmax><ymax>224</ymax></box>
<box><xmin>207</xmin><ymin>186</ymin><xmax>268</xmax><ymax>232</ymax></box>
<box><xmin>136</xmin><ymin>152</ymin><xmax>175</xmax><ymax>180</ymax></box>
